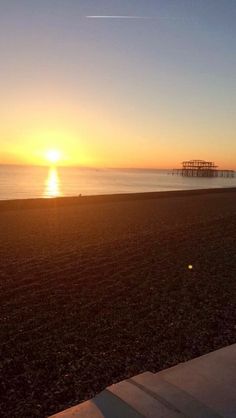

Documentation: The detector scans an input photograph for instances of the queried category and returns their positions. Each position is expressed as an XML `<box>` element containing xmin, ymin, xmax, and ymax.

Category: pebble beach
<box><xmin>0</xmin><ymin>188</ymin><xmax>236</xmax><ymax>417</ymax></box>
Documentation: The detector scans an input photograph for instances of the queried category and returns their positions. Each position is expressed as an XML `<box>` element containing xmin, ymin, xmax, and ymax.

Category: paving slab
<box><xmin>130</xmin><ymin>372</ymin><xmax>221</xmax><ymax>418</ymax></box>
<box><xmin>154</xmin><ymin>345</ymin><xmax>236</xmax><ymax>418</ymax></box>
<box><xmin>107</xmin><ymin>377</ymin><xmax>184</xmax><ymax>418</ymax></box>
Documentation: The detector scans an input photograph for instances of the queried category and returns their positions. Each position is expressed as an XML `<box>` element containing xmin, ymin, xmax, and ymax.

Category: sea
<box><xmin>0</xmin><ymin>165</ymin><xmax>235</xmax><ymax>201</ymax></box>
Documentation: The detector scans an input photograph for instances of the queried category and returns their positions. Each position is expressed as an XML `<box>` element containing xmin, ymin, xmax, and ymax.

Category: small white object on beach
<box><xmin>188</xmin><ymin>264</ymin><xmax>193</xmax><ymax>270</ymax></box>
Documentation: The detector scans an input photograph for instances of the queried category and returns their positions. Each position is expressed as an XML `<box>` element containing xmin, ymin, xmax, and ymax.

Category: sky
<box><xmin>0</xmin><ymin>0</ymin><xmax>235</xmax><ymax>169</ymax></box>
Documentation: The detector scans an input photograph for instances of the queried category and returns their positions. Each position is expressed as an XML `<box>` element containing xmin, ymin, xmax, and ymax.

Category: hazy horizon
<box><xmin>1</xmin><ymin>162</ymin><xmax>235</xmax><ymax>172</ymax></box>
<box><xmin>0</xmin><ymin>163</ymin><xmax>235</xmax><ymax>201</ymax></box>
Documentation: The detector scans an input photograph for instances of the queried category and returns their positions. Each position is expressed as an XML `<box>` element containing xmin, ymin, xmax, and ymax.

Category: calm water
<box><xmin>0</xmin><ymin>165</ymin><xmax>235</xmax><ymax>200</ymax></box>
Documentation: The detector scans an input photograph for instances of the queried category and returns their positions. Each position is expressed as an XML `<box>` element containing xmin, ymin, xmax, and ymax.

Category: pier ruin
<box><xmin>173</xmin><ymin>160</ymin><xmax>234</xmax><ymax>178</ymax></box>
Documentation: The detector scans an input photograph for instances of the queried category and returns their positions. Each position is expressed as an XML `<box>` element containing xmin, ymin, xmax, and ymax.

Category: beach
<box><xmin>0</xmin><ymin>188</ymin><xmax>236</xmax><ymax>417</ymax></box>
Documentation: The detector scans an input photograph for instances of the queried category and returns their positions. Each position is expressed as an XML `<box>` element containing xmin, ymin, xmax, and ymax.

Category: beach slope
<box><xmin>0</xmin><ymin>188</ymin><xmax>236</xmax><ymax>417</ymax></box>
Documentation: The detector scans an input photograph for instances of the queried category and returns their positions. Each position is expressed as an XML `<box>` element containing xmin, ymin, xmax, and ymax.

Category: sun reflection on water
<box><xmin>44</xmin><ymin>167</ymin><xmax>61</xmax><ymax>198</ymax></box>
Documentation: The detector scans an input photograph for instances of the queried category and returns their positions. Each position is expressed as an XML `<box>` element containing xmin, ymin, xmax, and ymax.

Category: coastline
<box><xmin>0</xmin><ymin>187</ymin><xmax>236</xmax><ymax>417</ymax></box>
<box><xmin>1</xmin><ymin>186</ymin><xmax>236</xmax><ymax>212</ymax></box>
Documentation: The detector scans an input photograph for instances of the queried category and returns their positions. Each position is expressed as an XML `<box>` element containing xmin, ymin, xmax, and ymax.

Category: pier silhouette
<box><xmin>173</xmin><ymin>159</ymin><xmax>234</xmax><ymax>178</ymax></box>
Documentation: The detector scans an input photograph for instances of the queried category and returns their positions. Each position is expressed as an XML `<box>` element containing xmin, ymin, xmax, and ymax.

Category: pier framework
<box><xmin>173</xmin><ymin>160</ymin><xmax>234</xmax><ymax>178</ymax></box>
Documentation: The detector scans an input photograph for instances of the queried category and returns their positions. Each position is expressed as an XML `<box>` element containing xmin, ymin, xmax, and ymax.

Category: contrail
<box><xmin>86</xmin><ymin>15</ymin><xmax>190</xmax><ymax>21</ymax></box>
<box><xmin>86</xmin><ymin>16</ymin><xmax>153</xmax><ymax>19</ymax></box>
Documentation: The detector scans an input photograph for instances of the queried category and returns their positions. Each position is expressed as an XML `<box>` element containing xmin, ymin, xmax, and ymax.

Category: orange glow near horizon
<box><xmin>0</xmin><ymin>97</ymin><xmax>235</xmax><ymax>170</ymax></box>
<box><xmin>0</xmin><ymin>87</ymin><xmax>235</xmax><ymax>170</ymax></box>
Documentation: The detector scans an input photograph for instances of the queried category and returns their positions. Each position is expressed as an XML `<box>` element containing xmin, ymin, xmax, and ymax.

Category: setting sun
<box><xmin>46</xmin><ymin>149</ymin><xmax>61</xmax><ymax>165</ymax></box>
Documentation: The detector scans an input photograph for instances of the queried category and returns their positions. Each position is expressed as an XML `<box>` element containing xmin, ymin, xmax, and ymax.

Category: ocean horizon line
<box><xmin>0</xmin><ymin>163</ymin><xmax>176</xmax><ymax>171</ymax></box>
